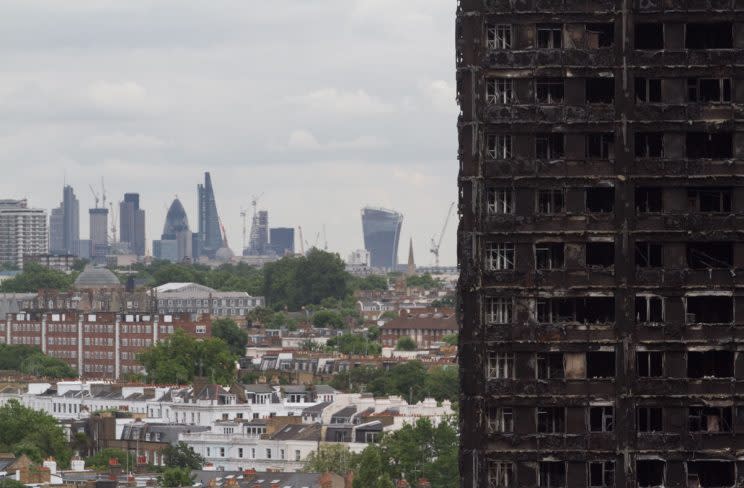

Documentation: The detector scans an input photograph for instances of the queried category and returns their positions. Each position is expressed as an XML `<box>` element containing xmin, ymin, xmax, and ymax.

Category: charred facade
<box><xmin>457</xmin><ymin>1</ymin><xmax>744</xmax><ymax>487</ymax></box>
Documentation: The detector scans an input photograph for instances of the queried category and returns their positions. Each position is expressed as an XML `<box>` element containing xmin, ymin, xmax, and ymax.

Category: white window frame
<box><xmin>488</xmin><ymin>352</ymin><xmax>515</xmax><ymax>379</ymax></box>
<box><xmin>487</xmin><ymin>188</ymin><xmax>514</xmax><ymax>215</ymax></box>
<box><xmin>589</xmin><ymin>461</ymin><xmax>615</xmax><ymax>488</ymax></box>
<box><xmin>487</xmin><ymin>78</ymin><xmax>514</xmax><ymax>105</ymax></box>
<box><xmin>488</xmin><ymin>407</ymin><xmax>514</xmax><ymax>433</ymax></box>
<box><xmin>486</xmin><ymin>297</ymin><xmax>513</xmax><ymax>325</ymax></box>
<box><xmin>487</xmin><ymin>24</ymin><xmax>512</xmax><ymax>50</ymax></box>
<box><xmin>488</xmin><ymin>134</ymin><xmax>512</xmax><ymax>160</ymax></box>
<box><xmin>486</xmin><ymin>242</ymin><xmax>515</xmax><ymax>271</ymax></box>
<box><xmin>489</xmin><ymin>461</ymin><xmax>515</xmax><ymax>488</ymax></box>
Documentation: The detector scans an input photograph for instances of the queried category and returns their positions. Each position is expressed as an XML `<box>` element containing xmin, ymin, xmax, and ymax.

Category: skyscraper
<box><xmin>62</xmin><ymin>185</ymin><xmax>79</xmax><ymax>255</ymax></box>
<box><xmin>361</xmin><ymin>207</ymin><xmax>402</xmax><ymax>270</ymax></box>
<box><xmin>89</xmin><ymin>207</ymin><xmax>108</xmax><ymax>263</ymax></box>
<box><xmin>269</xmin><ymin>227</ymin><xmax>294</xmax><ymax>256</ymax></box>
<box><xmin>457</xmin><ymin>4</ymin><xmax>743</xmax><ymax>487</ymax></box>
<box><xmin>0</xmin><ymin>200</ymin><xmax>47</xmax><ymax>268</ymax></box>
<box><xmin>154</xmin><ymin>198</ymin><xmax>193</xmax><ymax>262</ymax></box>
<box><xmin>246</xmin><ymin>210</ymin><xmax>269</xmax><ymax>256</ymax></box>
<box><xmin>119</xmin><ymin>193</ymin><xmax>145</xmax><ymax>256</ymax></box>
<box><xmin>49</xmin><ymin>205</ymin><xmax>64</xmax><ymax>255</ymax></box>
<box><xmin>197</xmin><ymin>172</ymin><xmax>224</xmax><ymax>258</ymax></box>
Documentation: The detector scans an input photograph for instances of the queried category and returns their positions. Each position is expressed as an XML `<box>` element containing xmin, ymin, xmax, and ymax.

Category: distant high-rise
<box><xmin>269</xmin><ymin>227</ymin><xmax>294</xmax><ymax>256</ymax></box>
<box><xmin>49</xmin><ymin>205</ymin><xmax>65</xmax><ymax>254</ymax></box>
<box><xmin>154</xmin><ymin>198</ymin><xmax>193</xmax><ymax>262</ymax></box>
<box><xmin>62</xmin><ymin>185</ymin><xmax>79</xmax><ymax>255</ymax></box>
<box><xmin>361</xmin><ymin>207</ymin><xmax>403</xmax><ymax>270</ymax></box>
<box><xmin>0</xmin><ymin>200</ymin><xmax>47</xmax><ymax>268</ymax></box>
<box><xmin>197</xmin><ymin>172</ymin><xmax>224</xmax><ymax>258</ymax></box>
<box><xmin>89</xmin><ymin>208</ymin><xmax>108</xmax><ymax>263</ymax></box>
<box><xmin>246</xmin><ymin>210</ymin><xmax>269</xmax><ymax>256</ymax></box>
<box><xmin>119</xmin><ymin>193</ymin><xmax>145</xmax><ymax>256</ymax></box>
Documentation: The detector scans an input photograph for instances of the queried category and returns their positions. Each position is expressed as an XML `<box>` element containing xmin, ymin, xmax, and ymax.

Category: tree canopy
<box><xmin>85</xmin><ymin>448</ymin><xmax>134</xmax><ymax>470</ymax></box>
<box><xmin>405</xmin><ymin>274</ymin><xmax>442</xmax><ymax>289</ymax></box>
<box><xmin>211</xmin><ymin>318</ymin><xmax>247</xmax><ymax>356</ymax></box>
<box><xmin>160</xmin><ymin>467</ymin><xmax>195</xmax><ymax>487</ymax></box>
<box><xmin>0</xmin><ymin>400</ymin><xmax>72</xmax><ymax>468</ymax></box>
<box><xmin>163</xmin><ymin>442</ymin><xmax>205</xmax><ymax>470</ymax></box>
<box><xmin>395</xmin><ymin>336</ymin><xmax>417</xmax><ymax>351</ymax></box>
<box><xmin>312</xmin><ymin>310</ymin><xmax>345</xmax><ymax>329</ymax></box>
<box><xmin>0</xmin><ymin>344</ymin><xmax>75</xmax><ymax>378</ymax></box>
<box><xmin>302</xmin><ymin>444</ymin><xmax>356</xmax><ymax>475</ymax></box>
<box><xmin>327</xmin><ymin>334</ymin><xmax>381</xmax><ymax>355</ymax></box>
<box><xmin>0</xmin><ymin>263</ymin><xmax>77</xmax><ymax>292</ymax></box>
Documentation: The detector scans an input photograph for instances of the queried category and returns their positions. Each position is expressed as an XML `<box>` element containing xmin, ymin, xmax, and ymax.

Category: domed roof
<box><xmin>74</xmin><ymin>266</ymin><xmax>122</xmax><ymax>289</ymax></box>
<box><xmin>162</xmin><ymin>198</ymin><xmax>190</xmax><ymax>238</ymax></box>
<box><xmin>215</xmin><ymin>246</ymin><xmax>234</xmax><ymax>261</ymax></box>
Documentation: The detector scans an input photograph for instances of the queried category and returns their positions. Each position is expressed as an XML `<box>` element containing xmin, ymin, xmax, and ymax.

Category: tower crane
<box><xmin>100</xmin><ymin>177</ymin><xmax>107</xmax><ymax>209</ymax></box>
<box><xmin>240</xmin><ymin>207</ymin><xmax>247</xmax><ymax>252</ymax></box>
<box><xmin>430</xmin><ymin>202</ymin><xmax>455</xmax><ymax>267</ymax></box>
<box><xmin>297</xmin><ymin>226</ymin><xmax>305</xmax><ymax>255</ymax></box>
<box><xmin>89</xmin><ymin>185</ymin><xmax>100</xmax><ymax>208</ymax></box>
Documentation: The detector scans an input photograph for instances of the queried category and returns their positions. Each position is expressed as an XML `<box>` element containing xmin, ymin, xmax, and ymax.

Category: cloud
<box><xmin>88</xmin><ymin>81</ymin><xmax>158</xmax><ymax>114</ymax></box>
<box><xmin>420</xmin><ymin>79</ymin><xmax>457</xmax><ymax>113</ymax></box>
<box><xmin>285</xmin><ymin>89</ymin><xmax>395</xmax><ymax>115</ymax></box>
<box><xmin>81</xmin><ymin>132</ymin><xmax>168</xmax><ymax>150</ymax></box>
<box><xmin>287</xmin><ymin>130</ymin><xmax>388</xmax><ymax>151</ymax></box>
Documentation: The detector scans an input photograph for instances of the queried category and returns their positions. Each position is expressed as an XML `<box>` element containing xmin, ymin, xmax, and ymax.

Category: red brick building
<box><xmin>380</xmin><ymin>311</ymin><xmax>457</xmax><ymax>349</ymax></box>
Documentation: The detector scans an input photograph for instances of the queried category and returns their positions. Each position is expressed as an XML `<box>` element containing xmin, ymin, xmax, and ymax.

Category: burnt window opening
<box><xmin>635</xmin><ymin>132</ymin><xmax>664</xmax><ymax>157</ymax></box>
<box><xmin>538</xmin><ymin>189</ymin><xmax>565</xmax><ymax>214</ymax></box>
<box><xmin>488</xmin><ymin>406</ymin><xmax>514</xmax><ymax>433</ymax></box>
<box><xmin>488</xmin><ymin>188</ymin><xmax>514</xmax><ymax>215</ymax></box>
<box><xmin>589</xmin><ymin>406</ymin><xmax>614</xmax><ymax>432</ymax></box>
<box><xmin>537</xmin><ymin>352</ymin><xmax>564</xmax><ymax>379</ymax></box>
<box><xmin>487</xmin><ymin>24</ymin><xmax>512</xmax><ymax>50</ymax></box>
<box><xmin>537</xmin><ymin>407</ymin><xmax>565</xmax><ymax>433</ymax></box>
<box><xmin>687</xmin><ymin>461</ymin><xmax>735</xmax><ymax>488</ymax></box>
<box><xmin>537</xmin><ymin>24</ymin><xmax>562</xmax><ymax>49</ymax></box>
<box><xmin>687</xmin><ymin>350</ymin><xmax>734</xmax><ymax>378</ymax></box>
<box><xmin>536</xmin><ymin>133</ymin><xmax>565</xmax><ymax>160</ymax></box>
<box><xmin>636</xmin><ymin>187</ymin><xmax>663</xmax><ymax>213</ymax></box>
<box><xmin>637</xmin><ymin>351</ymin><xmax>663</xmax><ymax>377</ymax></box>
<box><xmin>487</xmin><ymin>352</ymin><xmax>515</xmax><ymax>379</ymax></box>
<box><xmin>589</xmin><ymin>461</ymin><xmax>615</xmax><ymax>488</ymax></box>
<box><xmin>586</xmin><ymin>78</ymin><xmax>615</xmax><ymax>104</ymax></box>
<box><xmin>687</xmin><ymin>242</ymin><xmax>733</xmax><ymax>269</ymax></box>
<box><xmin>686</xmin><ymin>132</ymin><xmax>732</xmax><ymax>159</ymax></box>
<box><xmin>537</xmin><ymin>297</ymin><xmax>615</xmax><ymax>324</ymax></box>
<box><xmin>536</xmin><ymin>243</ymin><xmax>565</xmax><ymax>270</ymax></box>
<box><xmin>486</xmin><ymin>297</ymin><xmax>513</xmax><ymax>325</ymax></box>
<box><xmin>635</xmin><ymin>296</ymin><xmax>664</xmax><ymax>324</ymax></box>
<box><xmin>635</xmin><ymin>23</ymin><xmax>664</xmax><ymax>50</ymax></box>
<box><xmin>486</xmin><ymin>242</ymin><xmax>515</xmax><ymax>271</ymax></box>
<box><xmin>538</xmin><ymin>461</ymin><xmax>566</xmax><ymax>488</ymax></box>
<box><xmin>636</xmin><ymin>78</ymin><xmax>662</xmax><ymax>103</ymax></box>
<box><xmin>487</xmin><ymin>134</ymin><xmax>512</xmax><ymax>160</ymax></box>
<box><xmin>487</xmin><ymin>78</ymin><xmax>514</xmax><ymax>105</ymax></box>
<box><xmin>637</xmin><ymin>460</ymin><xmax>665</xmax><ymax>488</ymax></box>
<box><xmin>587</xmin><ymin>351</ymin><xmax>615</xmax><ymax>378</ymax></box>
<box><xmin>488</xmin><ymin>461</ymin><xmax>514</xmax><ymax>487</ymax></box>
<box><xmin>685</xmin><ymin>22</ymin><xmax>733</xmax><ymax>49</ymax></box>
<box><xmin>536</xmin><ymin>78</ymin><xmax>564</xmax><ymax>104</ymax></box>
<box><xmin>635</xmin><ymin>242</ymin><xmax>663</xmax><ymax>268</ymax></box>
<box><xmin>637</xmin><ymin>407</ymin><xmax>663</xmax><ymax>432</ymax></box>
<box><xmin>586</xmin><ymin>187</ymin><xmax>615</xmax><ymax>213</ymax></box>
<box><xmin>686</xmin><ymin>296</ymin><xmax>733</xmax><ymax>324</ymax></box>
<box><xmin>586</xmin><ymin>23</ymin><xmax>614</xmax><ymax>48</ymax></box>
<box><xmin>586</xmin><ymin>242</ymin><xmax>615</xmax><ymax>268</ymax></box>
<box><xmin>687</xmin><ymin>188</ymin><xmax>732</xmax><ymax>213</ymax></box>
<box><xmin>586</xmin><ymin>133</ymin><xmax>614</xmax><ymax>159</ymax></box>
<box><xmin>688</xmin><ymin>78</ymin><xmax>732</xmax><ymax>103</ymax></box>
<box><xmin>688</xmin><ymin>407</ymin><xmax>732</xmax><ymax>433</ymax></box>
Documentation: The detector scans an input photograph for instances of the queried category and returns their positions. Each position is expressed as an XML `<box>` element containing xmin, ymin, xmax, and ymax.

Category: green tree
<box><xmin>312</xmin><ymin>310</ymin><xmax>344</xmax><ymax>329</ymax></box>
<box><xmin>0</xmin><ymin>263</ymin><xmax>76</xmax><ymax>292</ymax></box>
<box><xmin>442</xmin><ymin>333</ymin><xmax>458</xmax><ymax>346</ymax></box>
<box><xmin>328</xmin><ymin>334</ymin><xmax>381</xmax><ymax>355</ymax></box>
<box><xmin>395</xmin><ymin>336</ymin><xmax>417</xmax><ymax>351</ymax></box>
<box><xmin>369</xmin><ymin>361</ymin><xmax>428</xmax><ymax>403</ymax></box>
<box><xmin>0</xmin><ymin>479</ymin><xmax>27</xmax><ymax>488</ymax></box>
<box><xmin>424</xmin><ymin>366</ymin><xmax>459</xmax><ymax>404</ymax></box>
<box><xmin>352</xmin><ymin>274</ymin><xmax>388</xmax><ymax>291</ymax></box>
<box><xmin>405</xmin><ymin>274</ymin><xmax>441</xmax><ymax>289</ymax></box>
<box><xmin>85</xmin><ymin>448</ymin><xmax>134</xmax><ymax>470</ymax></box>
<box><xmin>211</xmin><ymin>318</ymin><xmax>247</xmax><ymax>356</ymax></box>
<box><xmin>246</xmin><ymin>307</ymin><xmax>274</xmax><ymax>326</ymax></box>
<box><xmin>162</xmin><ymin>442</ymin><xmax>204</xmax><ymax>469</ymax></box>
<box><xmin>160</xmin><ymin>467</ymin><xmax>195</xmax><ymax>487</ymax></box>
<box><xmin>20</xmin><ymin>353</ymin><xmax>76</xmax><ymax>378</ymax></box>
<box><xmin>0</xmin><ymin>400</ymin><xmax>71</xmax><ymax>468</ymax></box>
<box><xmin>302</xmin><ymin>444</ymin><xmax>356</xmax><ymax>475</ymax></box>
<box><xmin>380</xmin><ymin>311</ymin><xmax>398</xmax><ymax>321</ymax></box>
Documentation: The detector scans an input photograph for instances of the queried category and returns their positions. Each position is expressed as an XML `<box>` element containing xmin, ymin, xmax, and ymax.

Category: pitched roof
<box><xmin>269</xmin><ymin>423</ymin><xmax>321</xmax><ymax>441</ymax></box>
<box><xmin>381</xmin><ymin>314</ymin><xmax>457</xmax><ymax>331</ymax></box>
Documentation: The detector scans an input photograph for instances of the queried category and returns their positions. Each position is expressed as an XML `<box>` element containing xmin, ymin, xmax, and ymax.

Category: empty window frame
<box><xmin>635</xmin><ymin>23</ymin><xmax>664</xmax><ymax>49</ymax></box>
<box><xmin>635</xmin><ymin>78</ymin><xmax>662</xmax><ymax>103</ymax></box>
<box><xmin>487</xmin><ymin>134</ymin><xmax>512</xmax><ymax>159</ymax></box>
<box><xmin>536</xmin><ymin>352</ymin><xmax>565</xmax><ymax>379</ymax></box>
<box><xmin>536</xmin><ymin>78</ymin><xmax>564</xmax><ymax>104</ymax></box>
<box><xmin>688</xmin><ymin>78</ymin><xmax>732</xmax><ymax>103</ymax></box>
<box><xmin>687</xmin><ymin>188</ymin><xmax>732</xmax><ymax>212</ymax></box>
<box><xmin>537</xmin><ymin>297</ymin><xmax>615</xmax><ymax>324</ymax></box>
<box><xmin>586</xmin><ymin>78</ymin><xmax>615</xmax><ymax>104</ymax></box>
<box><xmin>686</xmin><ymin>132</ymin><xmax>733</xmax><ymax>158</ymax></box>
<box><xmin>535</xmin><ymin>133</ymin><xmax>565</xmax><ymax>159</ymax></box>
<box><xmin>487</xmin><ymin>24</ymin><xmax>513</xmax><ymax>50</ymax></box>
<box><xmin>487</xmin><ymin>188</ymin><xmax>514</xmax><ymax>215</ymax></box>
<box><xmin>688</xmin><ymin>406</ymin><xmax>732</xmax><ymax>433</ymax></box>
<box><xmin>687</xmin><ymin>242</ymin><xmax>733</xmax><ymax>269</ymax></box>
<box><xmin>637</xmin><ymin>351</ymin><xmax>663</xmax><ymax>377</ymax></box>
<box><xmin>635</xmin><ymin>242</ymin><xmax>663</xmax><ymax>268</ymax></box>
<box><xmin>589</xmin><ymin>461</ymin><xmax>615</xmax><ymax>488</ymax></box>
<box><xmin>635</xmin><ymin>187</ymin><xmax>663</xmax><ymax>213</ymax></box>
<box><xmin>486</xmin><ymin>297</ymin><xmax>513</xmax><ymax>324</ymax></box>
<box><xmin>488</xmin><ymin>352</ymin><xmax>515</xmax><ymax>379</ymax></box>
<box><xmin>488</xmin><ymin>407</ymin><xmax>514</xmax><ymax>433</ymax></box>
<box><xmin>637</xmin><ymin>407</ymin><xmax>663</xmax><ymax>432</ymax></box>
<box><xmin>687</xmin><ymin>461</ymin><xmax>735</xmax><ymax>488</ymax></box>
<box><xmin>686</xmin><ymin>296</ymin><xmax>733</xmax><ymax>324</ymax></box>
<box><xmin>487</xmin><ymin>78</ymin><xmax>514</xmax><ymax>105</ymax></box>
<box><xmin>586</xmin><ymin>242</ymin><xmax>615</xmax><ymax>268</ymax></box>
<box><xmin>537</xmin><ymin>24</ymin><xmax>562</xmax><ymax>48</ymax></box>
<box><xmin>488</xmin><ymin>461</ymin><xmax>515</xmax><ymax>488</ymax></box>
<box><xmin>586</xmin><ymin>23</ymin><xmax>614</xmax><ymax>48</ymax></box>
<box><xmin>635</xmin><ymin>133</ymin><xmax>664</xmax><ymax>157</ymax></box>
<box><xmin>537</xmin><ymin>407</ymin><xmax>565</xmax><ymax>433</ymax></box>
<box><xmin>535</xmin><ymin>243</ymin><xmax>565</xmax><ymax>270</ymax></box>
<box><xmin>586</xmin><ymin>187</ymin><xmax>615</xmax><ymax>213</ymax></box>
<box><xmin>586</xmin><ymin>133</ymin><xmax>614</xmax><ymax>159</ymax></box>
<box><xmin>687</xmin><ymin>350</ymin><xmax>734</xmax><ymax>378</ymax></box>
<box><xmin>587</xmin><ymin>351</ymin><xmax>616</xmax><ymax>378</ymax></box>
<box><xmin>635</xmin><ymin>296</ymin><xmax>664</xmax><ymax>324</ymax></box>
<box><xmin>486</xmin><ymin>242</ymin><xmax>515</xmax><ymax>271</ymax></box>
<box><xmin>590</xmin><ymin>406</ymin><xmax>614</xmax><ymax>432</ymax></box>
<box><xmin>538</xmin><ymin>461</ymin><xmax>566</xmax><ymax>488</ymax></box>
<box><xmin>685</xmin><ymin>22</ymin><xmax>733</xmax><ymax>49</ymax></box>
<box><xmin>637</xmin><ymin>460</ymin><xmax>665</xmax><ymax>488</ymax></box>
<box><xmin>538</xmin><ymin>189</ymin><xmax>565</xmax><ymax>214</ymax></box>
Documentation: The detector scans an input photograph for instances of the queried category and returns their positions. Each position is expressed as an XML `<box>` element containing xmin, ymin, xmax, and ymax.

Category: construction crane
<box><xmin>251</xmin><ymin>193</ymin><xmax>264</xmax><ymax>217</ymax></box>
<box><xmin>430</xmin><ymin>202</ymin><xmax>455</xmax><ymax>267</ymax></box>
<box><xmin>297</xmin><ymin>226</ymin><xmax>305</xmax><ymax>255</ymax></box>
<box><xmin>89</xmin><ymin>185</ymin><xmax>100</xmax><ymax>208</ymax></box>
<box><xmin>240</xmin><ymin>207</ymin><xmax>247</xmax><ymax>252</ymax></box>
<box><xmin>322</xmin><ymin>224</ymin><xmax>328</xmax><ymax>251</ymax></box>
<box><xmin>109</xmin><ymin>202</ymin><xmax>118</xmax><ymax>243</ymax></box>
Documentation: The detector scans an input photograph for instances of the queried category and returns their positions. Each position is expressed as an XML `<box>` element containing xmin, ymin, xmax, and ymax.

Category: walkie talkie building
<box><xmin>361</xmin><ymin>207</ymin><xmax>403</xmax><ymax>270</ymax></box>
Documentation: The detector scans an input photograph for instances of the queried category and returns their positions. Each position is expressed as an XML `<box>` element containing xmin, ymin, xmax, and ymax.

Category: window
<box><xmin>635</xmin><ymin>78</ymin><xmax>662</xmax><ymax>103</ymax></box>
<box><xmin>488</xmin><ymin>407</ymin><xmax>514</xmax><ymax>433</ymax></box>
<box><xmin>687</xmin><ymin>461</ymin><xmax>735</xmax><ymax>488</ymax></box>
<box><xmin>295</xmin><ymin>450</ymin><xmax>301</xmax><ymax>462</ymax></box>
<box><xmin>486</xmin><ymin>297</ymin><xmax>512</xmax><ymax>325</ymax></box>
<box><xmin>535</xmin><ymin>243</ymin><xmax>565</xmax><ymax>270</ymax></box>
<box><xmin>635</xmin><ymin>242</ymin><xmax>662</xmax><ymax>268</ymax></box>
<box><xmin>487</xmin><ymin>188</ymin><xmax>514</xmax><ymax>214</ymax></box>
<box><xmin>686</xmin><ymin>22</ymin><xmax>732</xmax><ymax>49</ymax></box>
<box><xmin>687</xmin><ymin>350</ymin><xmax>734</xmax><ymax>378</ymax></box>
<box><xmin>219</xmin><ymin>448</ymin><xmax>225</xmax><ymax>457</ymax></box>
<box><xmin>635</xmin><ymin>24</ymin><xmax>664</xmax><ymax>49</ymax></box>
<box><xmin>586</xmin><ymin>187</ymin><xmax>615</xmax><ymax>213</ymax></box>
<box><xmin>637</xmin><ymin>407</ymin><xmax>663</xmax><ymax>432</ymax></box>
<box><xmin>537</xmin><ymin>352</ymin><xmax>564</xmax><ymax>379</ymax></box>
<box><xmin>538</xmin><ymin>189</ymin><xmax>565</xmax><ymax>214</ymax></box>
<box><xmin>486</xmin><ymin>242</ymin><xmax>515</xmax><ymax>271</ymax></box>
<box><xmin>536</xmin><ymin>78</ymin><xmax>564</xmax><ymax>104</ymax></box>
<box><xmin>586</xmin><ymin>23</ymin><xmax>614</xmax><ymax>48</ymax></box>
<box><xmin>537</xmin><ymin>407</ymin><xmax>565</xmax><ymax>433</ymax></box>
<box><xmin>635</xmin><ymin>187</ymin><xmax>662</xmax><ymax>213</ymax></box>
<box><xmin>488</xmin><ymin>352</ymin><xmax>515</xmax><ymax>379</ymax></box>
<box><xmin>488</xmin><ymin>135</ymin><xmax>512</xmax><ymax>159</ymax></box>
<box><xmin>586</xmin><ymin>133</ymin><xmax>614</xmax><ymax>159</ymax></box>
<box><xmin>487</xmin><ymin>24</ymin><xmax>512</xmax><ymax>49</ymax></box>
<box><xmin>487</xmin><ymin>78</ymin><xmax>514</xmax><ymax>104</ymax></box>
<box><xmin>686</xmin><ymin>132</ymin><xmax>732</xmax><ymax>158</ymax></box>
<box><xmin>689</xmin><ymin>406</ymin><xmax>732</xmax><ymax>433</ymax></box>
<box><xmin>586</xmin><ymin>242</ymin><xmax>615</xmax><ymax>268</ymax></box>
<box><xmin>686</xmin><ymin>296</ymin><xmax>733</xmax><ymax>324</ymax></box>
<box><xmin>688</xmin><ymin>78</ymin><xmax>732</xmax><ymax>103</ymax></box>
<box><xmin>265</xmin><ymin>448</ymin><xmax>272</xmax><ymax>459</ymax></box>
<box><xmin>687</xmin><ymin>188</ymin><xmax>732</xmax><ymax>212</ymax></box>
<box><xmin>539</xmin><ymin>461</ymin><xmax>566</xmax><ymax>488</ymax></box>
<box><xmin>589</xmin><ymin>461</ymin><xmax>615</xmax><ymax>488</ymax></box>
<box><xmin>586</xmin><ymin>78</ymin><xmax>614</xmax><ymax>104</ymax></box>
<box><xmin>590</xmin><ymin>406</ymin><xmax>614</xmax><ymax>432</ymax></box>
<box><xmin>587</xmin><ymin>351</ymin><xmax>615</xmax><ymax>378</ymax></box>
<box><xmin>536</xmin><ymin>133</ymin><xmax>564</xmax><ymax>159</ymax></box>
<box><xmin>488</xmin><ymin>461</ymin><xmax>514</xmax><ymax>488</ymax></box>
<box><xmin>537</xmin><ymin>24</ymin><xmax>562</xmax><ymax>48</ymax></box>
<box><xmin>537</xmin><ymin>297</ymin><xmax>615</xmax><ymax>324</ymax></box>
<box><xmin>635</xmin><ymin>296</ymin><xmax>664</xmax><ymax>324</ymax></box>
<box><xmin>687</xmin><ymin>242</ymin><xmax>733</xmax><ymax>269</ymax></box>
<box><xmin>637</xmin><ymin>460</ymin><xmax>665</xmax><ymax>488</ymax></box>
<box><xmin>635</xmin><ymin>133</ymin><xmax>664</xmax><ymax>157</ymax></box>
<box><xmin>637</xmin><ymin>351</ymin><xmax>663</xmax><ymax>377</ymax></box>
<box><xmin>238</xmin><ymin>448</ymin><xmax>243</xmax><ymax>458</ymax></box>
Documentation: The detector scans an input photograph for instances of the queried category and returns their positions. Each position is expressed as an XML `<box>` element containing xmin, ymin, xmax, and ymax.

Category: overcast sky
<box><xmin>0</xmin><ymin>0</ymin><xmax>457</xmax><ymax>266</ymax></box>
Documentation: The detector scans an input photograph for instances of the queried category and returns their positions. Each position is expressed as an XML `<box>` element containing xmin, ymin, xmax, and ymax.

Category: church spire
<box><xmin>407</xmin><ymin>238</ymin><xmax>415</xmax><ymax>276</ymax></box>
